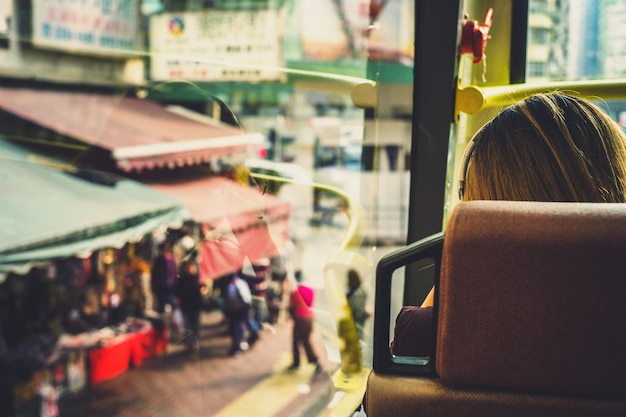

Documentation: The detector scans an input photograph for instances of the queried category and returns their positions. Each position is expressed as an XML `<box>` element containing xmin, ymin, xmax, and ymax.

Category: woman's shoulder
<box><xmin>390</xmin><ymin>306</ymin><xmax>434</xmax><ymax>357</ymax></box>
<box><xmin>396</xmin><ymin>306</ymin><xmax>433</xmax><ymax>328</ymax></box>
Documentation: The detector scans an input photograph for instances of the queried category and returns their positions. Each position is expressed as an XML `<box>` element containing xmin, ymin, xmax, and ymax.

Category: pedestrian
<box><xmin>346</xmin><ymin>269</ymin><xmax>371</xmax><ymax>341</ymax></box>
<box><xmin>222</xmin><ymin>271</ymin><xmax>253</xmax><ymax>356</ymax></box>
<box><xmin>267</xmin><ymin>235</ymin><xmax>300</xmax><ymax>324</ymax></box>
<box><xmin>243</xmin><ymin>258</ymin><xmax>271</xmax><ymax>341</ymax></box>
<box><xmin>288</xmin><ymin>275</ymin><xmax>321</xmax><ymax>373</ymax></box>
<box><xmin>265</xmin><ymin>269</ymin><xmax>285</xmax><ymax>325</ymax></box>
<box><xmin>150</xmin><ymin>241</ymin><xmax>177</xmax><ymax>314</ymax></box>
<box><xmin>175</xmin><ymin>259</ymin><xmax>203</xmax><ymax>352</ymax></box>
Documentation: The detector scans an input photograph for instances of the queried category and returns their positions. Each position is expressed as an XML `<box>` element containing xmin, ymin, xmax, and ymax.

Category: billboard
<box><xmin>32</xmin><ymin>0</ymin><xmax>140</xmax><ymax>56</ymax></box>
<box><xmin>150</xmin><ymin>10</ymin><xmax>284</xmax><ymax>82</ymax></box>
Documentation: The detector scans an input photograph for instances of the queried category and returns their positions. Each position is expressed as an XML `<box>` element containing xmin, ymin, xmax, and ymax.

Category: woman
<box><xmin>391</xmin><ymin>92</ymin><xmax>626</xmax><ymax>357</ymax></box>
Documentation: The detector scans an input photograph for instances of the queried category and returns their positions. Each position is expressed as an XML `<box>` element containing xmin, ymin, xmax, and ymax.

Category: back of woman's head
<box><xmin>463</xmin><ymin>93</ymin><xmax>626</xmax><ymax>202</ymax></box>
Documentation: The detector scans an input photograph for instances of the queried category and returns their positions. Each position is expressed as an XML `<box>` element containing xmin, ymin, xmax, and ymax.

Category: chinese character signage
<box><xmin>150</xmin><ymin>10</ymin><xmax>284</xmax><ymax>82</ymax></box>
<box><xmin>33</xmin><ymin>0</ymin><xmax>140</xmax><ymax>56</ymax></box>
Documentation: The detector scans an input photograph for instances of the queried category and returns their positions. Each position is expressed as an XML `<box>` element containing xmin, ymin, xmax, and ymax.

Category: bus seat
<box><xmin>366</xmin><ymin>201</ymin><xmax>626</xmax><ymax>417</ymax></box>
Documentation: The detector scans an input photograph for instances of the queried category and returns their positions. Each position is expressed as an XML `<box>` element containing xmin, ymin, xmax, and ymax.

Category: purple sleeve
<box><xmin>390</xmin><ymin>306</ymin><xmax>434</xmax><ymax>357</ymax></box>
<box><xmin>166</xmin><ymin>256</ymin><xmax>177</xmax><ymax>287</ymax></box>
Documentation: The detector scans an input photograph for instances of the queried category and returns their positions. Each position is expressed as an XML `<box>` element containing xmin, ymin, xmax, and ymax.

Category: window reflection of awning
<box><xmin>0</xmin><ymin>87</ymin><xmax>263</xmax><ymax>172</ymax></box>
<box><xmin>198</xmin><ymin>226</ymin><xmax>285</xmax><ymax>282</ymax></box>
<box><xmin>148</xmin><ymin>176</ymin><xmax>291</xmax><ymax>281</ymax></box>
<box><xmin>148</xmin><ymin>176</ymin><xmax>290</xmax><ymax>228</ymax></box>
<box><xmin>0</xmin><ymin>140</ymin><xmax>187</xmax><ymax>280</ymax></box>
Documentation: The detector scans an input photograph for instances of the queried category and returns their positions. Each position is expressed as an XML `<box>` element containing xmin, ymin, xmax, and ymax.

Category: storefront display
<box><xmin>0</xmin><ymin>244</ymin><xmax>168</xmax><ymax>416</ymax></box>
<box><xmin>86</xmin><ymin>318</ymin><xmax>167</xmax><ymax>385</ymax></box>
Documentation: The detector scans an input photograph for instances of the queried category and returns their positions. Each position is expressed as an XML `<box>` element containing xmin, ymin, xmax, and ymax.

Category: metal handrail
<box><xmin>456</xmin><ymin>78</ymin><xmax>626</xmax><ymax>116</ymax></box>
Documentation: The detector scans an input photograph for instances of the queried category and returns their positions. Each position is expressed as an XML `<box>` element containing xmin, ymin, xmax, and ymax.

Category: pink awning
<box><xmin>149</xmin><ymin>176</ymin><xmax>291</xmax><ymax>281</ymax></box>
<box><xmin>0</xmin><ymin>87</ymin><xmax>263</xmax><ymax>172</ymax></box>
<box><xmin>148</xmin><ymin>176</ymin><xmax>291</xmax><ymax>228</ymax></box>
<box><xmin>198</xmin><ymin>225</ymin><xmax>284</xmax><ymax>282</ymax></box>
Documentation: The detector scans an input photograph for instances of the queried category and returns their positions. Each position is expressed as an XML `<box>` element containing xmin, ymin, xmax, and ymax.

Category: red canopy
<box><xmin>199</xmin><ymin>224</ymin><xmax>283</xmax><ymax>282</ymax></box>
<box><xmin>149</xmin><ymin>177</ymin><xmax>291</xmax><ymax>281</ymax></box>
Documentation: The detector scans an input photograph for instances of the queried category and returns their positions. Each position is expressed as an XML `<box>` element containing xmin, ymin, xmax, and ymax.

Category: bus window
<box><xmin>0</xmin><ymin>0</ymin><xmax>416</xmax><ymax>416</ymax></box>
<box><xmin>4</xmin><ymin>0</ymin><xmax>626</xmax><ymax>416</ymax></box>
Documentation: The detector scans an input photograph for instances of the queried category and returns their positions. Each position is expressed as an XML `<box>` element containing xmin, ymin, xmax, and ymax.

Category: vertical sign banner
<box><xmin>149</xmin><ymin>10</ymin><xmax>284</xmax><ymax>82</ymax></box>
<box><xmin>32</xmin><ymin>0</ymin><xmax>140</xmax><ymax>56</ymax></box>
<box><xmin>0</xmin><ymin>1</ymin><xmax>11</xmax><ymax>37</ymax></box>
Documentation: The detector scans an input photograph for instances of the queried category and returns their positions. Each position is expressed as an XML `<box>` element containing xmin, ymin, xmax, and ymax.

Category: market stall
<box><xmin>0</xmin><ymin>139</ymin><xmax>186</xmax><ymax>415</ymax></box>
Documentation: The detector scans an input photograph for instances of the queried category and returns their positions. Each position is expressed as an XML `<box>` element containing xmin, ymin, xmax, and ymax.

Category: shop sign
<box><xmin>32</xmin><ymin>0</ymin><xmax>140</xmax><ymax>56</ymax></box>
<box><xmin>149</xmin><ymin>10</ymin><xmax>284</xmax><ymax>82</ymax></box>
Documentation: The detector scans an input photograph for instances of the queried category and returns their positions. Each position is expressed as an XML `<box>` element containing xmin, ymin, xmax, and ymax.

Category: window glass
<box><xmin>0</xmin><ymin>1</ymin><xmax>414</xmax><ymax>415</ymax></box>
<box><xmin>528</xmin><ymin>0</ymin><xmax>626</xmax><ymax>81</ymax></box>
<box><xmin>527</xmin><ymin>0</ymin><xmax>626</xmax><ymax>128</ymax></box>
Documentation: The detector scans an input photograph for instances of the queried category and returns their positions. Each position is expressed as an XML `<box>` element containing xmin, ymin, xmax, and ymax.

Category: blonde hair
<box><xmin>463</xmin><ymin>93</ymin><xmax>626</xmax><ymax>202</ymax></box>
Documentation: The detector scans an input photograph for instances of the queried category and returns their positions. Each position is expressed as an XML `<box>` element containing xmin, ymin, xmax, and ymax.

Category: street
<box><xmin>54</xmin><ymin>308</ymin><xmax>331</xmax><ymax>417</ymax></box>
<box><xmin>46</xmin><ymin>218</ymin><xmax>399</xmax><ymax>417</ymax></box>
<box><xmin>53</xmin><ymin>216</ymin><xmax>342</xmax><ymax>416</ymax></box>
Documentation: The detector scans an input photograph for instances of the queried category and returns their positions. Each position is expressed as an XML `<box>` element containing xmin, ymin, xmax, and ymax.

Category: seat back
<box><xmin>437</xmin><ymin>201</ymin><xmax>626</xmax><ymax>398</ymax></box>
<box><xmin>366</xmin><ymin>201</ymin><xmax>626</xmax><ymax>416</ymax></box>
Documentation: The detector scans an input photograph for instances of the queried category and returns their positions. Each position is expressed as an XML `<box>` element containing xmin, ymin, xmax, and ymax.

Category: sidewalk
<box><xmin>56</xmin><ymin>309</ymin><xmax>335</xmax><ymax>417</ymax></box>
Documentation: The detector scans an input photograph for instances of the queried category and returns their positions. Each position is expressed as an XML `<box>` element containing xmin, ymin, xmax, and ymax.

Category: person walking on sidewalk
<box><xmin>346</xmin><ymin>269</ymin><xmax>371</xmax><ymax>341</ymax></box>
<box><xmin>223</xmin><ymin>271</ymin><xmax>253</xmax><ymax>356</ymax></box>
<box><xmin>174</xmin><ymin>258</ymin><xmax>203</xmax><ymax>352</ymax></box>
<box><xmin>151</xmin><ymin>241</ymin><xmax>177</xmax><ymax>314</ymax></box>
<box><xmin>242</xmin><ymin>258</ymin><xmax>271</xmax><ymax>343</ymax></box>
<box><xmin>288</xmin><ymin>275</ymin><xmax>321</xmax><ymax>372</ymax></box>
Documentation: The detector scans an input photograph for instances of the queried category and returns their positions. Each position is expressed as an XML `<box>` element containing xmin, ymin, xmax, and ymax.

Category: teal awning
<box><xmin>0</xmin><ymin>140</ymin><xmax>188</xmax><ymax>279</ymax></box>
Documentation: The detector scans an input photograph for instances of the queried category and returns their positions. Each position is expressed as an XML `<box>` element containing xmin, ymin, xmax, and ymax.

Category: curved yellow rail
<box><xmin>456</xmin><ymin>78</ymin><xmax>626</xmax><ymax>116</ymax></box>
<box><xmin>249</xmin><ymin>171</ymin><xmax>369</xmax><ymax>374</ymax></box>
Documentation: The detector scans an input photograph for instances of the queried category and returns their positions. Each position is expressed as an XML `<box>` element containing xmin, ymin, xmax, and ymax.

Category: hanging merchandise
<box><xmin>38</xmin><ymin>383</ymin><xmax>59</xmax><ymax>417</ymax></box>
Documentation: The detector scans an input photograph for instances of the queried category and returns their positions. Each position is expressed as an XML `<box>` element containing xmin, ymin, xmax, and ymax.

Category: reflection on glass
<box><xmin>0</xmin><ymin>0</ymin><xmax>416</xmax><ymax>415</ymax></box>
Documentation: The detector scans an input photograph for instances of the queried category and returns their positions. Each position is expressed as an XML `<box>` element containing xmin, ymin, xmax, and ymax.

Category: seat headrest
<box><xmin>436</xmin><ymin>201</ymin><xmax>626</xmax><ymax>399</ymax></box>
